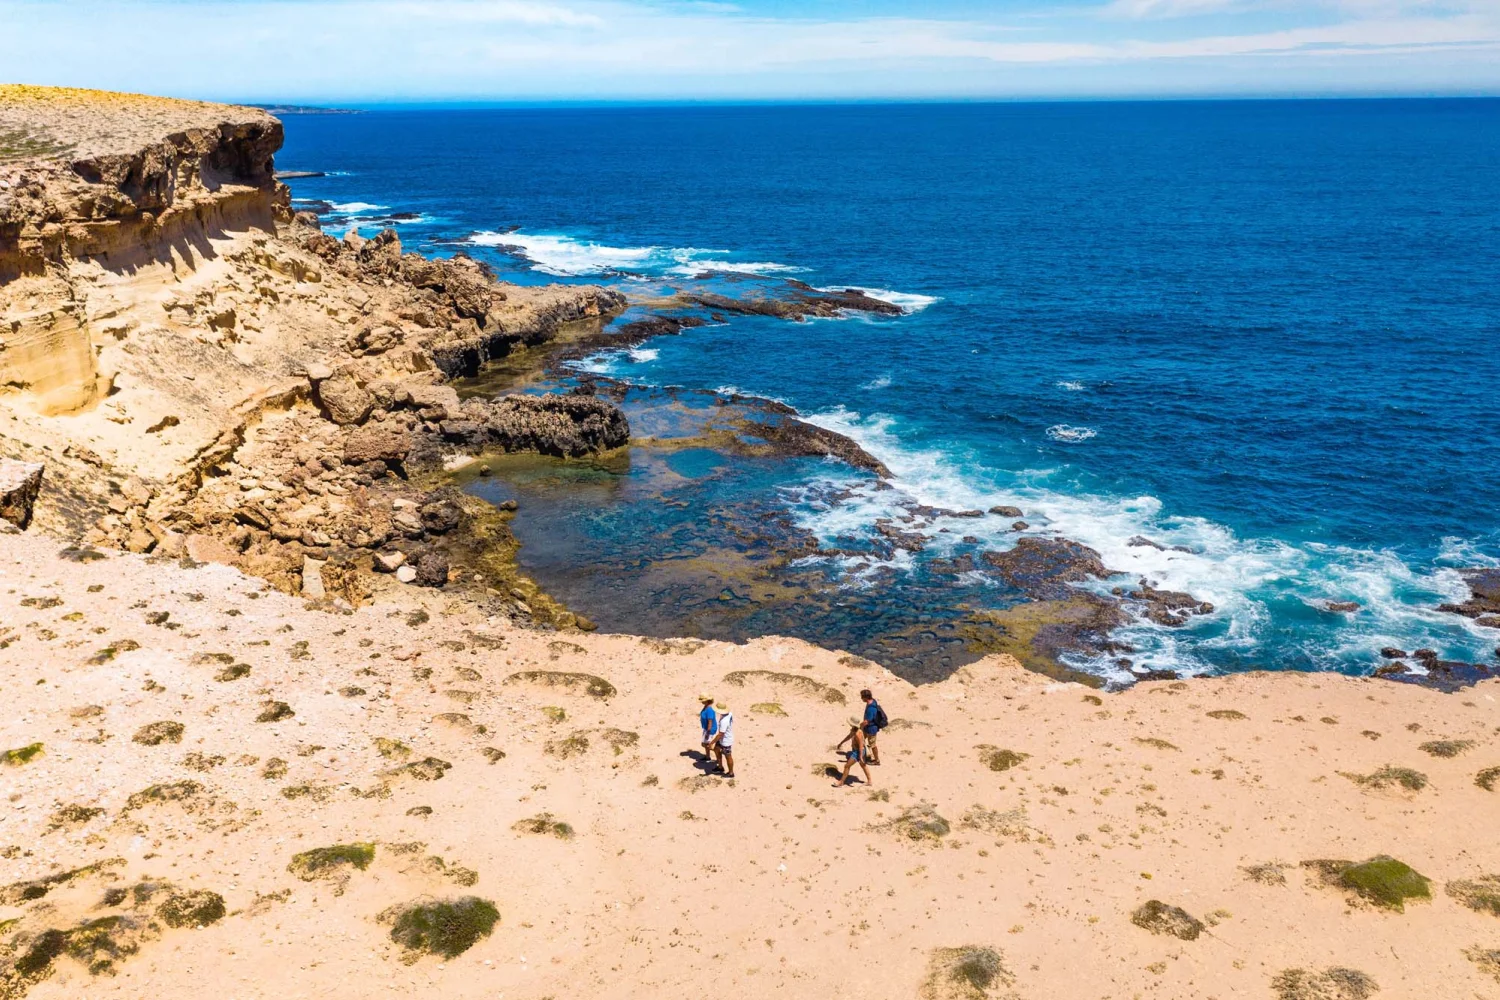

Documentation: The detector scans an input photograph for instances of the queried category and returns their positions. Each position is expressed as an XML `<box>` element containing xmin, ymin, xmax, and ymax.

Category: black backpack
<box><xmin>873</xmin><ymin>703</ymin><xmax>889</xmax><ymax>730</ymax></box>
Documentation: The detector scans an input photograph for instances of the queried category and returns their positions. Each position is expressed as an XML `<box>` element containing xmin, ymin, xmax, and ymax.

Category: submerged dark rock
<box><xmin>1127</xmin><ymin>585</ymin><xmax>1215</xmax><ymax>628</ymax></box>
<box><xmin>1437</xmin><ymin>569</ymin><xmax>1500</xmax><ymax>620</ymax></box>
<box><xmin>979</xmin><ymin>537</ymin><xmax>1113</xmax><ymax>600</ymax></box>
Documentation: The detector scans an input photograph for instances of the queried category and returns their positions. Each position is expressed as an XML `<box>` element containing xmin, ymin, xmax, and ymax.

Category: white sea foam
<box><xmin>790</xmin><ymin>405</ymin><xmax>1493</xmax><ymax>679</ymax></box>
<box><xmin>464</xmin><ymin>230</ymin><xmax>803</xmax><ymax>279</ymax></box>
<box><xmin>819</xmin><ymin>286</ymin><xmax>940</xmax><ymax>314</ymax></box>
<box><xmin>1056</xmin><ymin>380</ymin><xmax>1086</xmax><ymax>392</ymax></box>
<box><xmin>862</xmin><ymin>374</ymin><xmax>893</xmax><ymax>390</ymax></box>
<box><xmin>1046</xmin><ymin>424</ymin><xmax>1097</xmax><ymax>443</ymax></box>
<box><xmin>328</xmin><ymin>201</ymin><xmax>388</xmax><ymax>214</ymax></box>
<box><xmin>627</xmin><ymin>347</ymin><xmax>659</xmax><ymax>363</ymax></box>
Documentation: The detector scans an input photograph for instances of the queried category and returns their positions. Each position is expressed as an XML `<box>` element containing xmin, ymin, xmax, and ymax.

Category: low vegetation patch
<box><xmin>216</xmin><ymin>664</ymin><xmax>251</xmax><ymax>682</ymax></box>
<box><xmin>960</xmin><ymin>805</ymin><xmax>1036</xmax><ymax>843</ymax></box>
<box><xmin>123</xmin><ymin>781</ymin><xmax>201</xmax><ymax>812</ymax></box>
<box><xmin>511</xmin><ymin>813</ymin><xmax>574</xmax><ymax>839</ymax></box>
<box><xmin>1303</xmin><ymin>856</ymin><xmax>1431</xmax><ymax>911</ymax></box>
<box><xmin>382</xmin><ymin>896</ymin><xmax>500</xmax><ymax>962</ymax></box>
<box><xmin>1467</xmin><ymin>947</ymin><xmax>1500</xmax><ymax>985</ymax></box>
<box><xmin>503</xmin><ymin>670</ymin><xmax>616</xmax><ymax>699</ymax></box>
<box><xmin>723</xmin><ymin>670</ymin><xmax>845</xmax><ymax>704</ymax></box>
<box><xmin>877</xmin><ymin>803</ymin><xmax>951</xmax><ymax>843</ymax></box>
<box><xmin>1207</xmin><ymin>709</ymin><xmax>1247</xmax><ymax>720</ymax></box>
<box><xmin>385</xmin><ymin>757</ymin><xmax>452</xmax><ymax>781</ymax></box>
<box><xmin>0</xmin><ymin>859</ymin><xmax>125</xmax><ymax>906</ymax></box>
<box><xmin>1241</xmin><ymin>862</ymin><xmax>1291</xmax><ymax>886</ymax></box>
<box><xmin>1271</xmin><ymin>967</ymin><xmax>1380</xmax><ymax>1000</ymax></box>
<box><xmin>1419</xmin><ymin>739</ymin><xmax>1474</xmax><ymax>758</ymax></box>
<box><xmin>1445</xmin><ymin>875</ymin><xmax>1500</xmax><ymax>916</ymax></box>
<box><xmin>131</xmin><ymin>721</ymin><xmax>183</xmax><ymax>746</ymax></box>
<box><xmin>976</xmin><ymin>746</ymin><xmax>1029</xmax><ymax>772</ymax></box>
<box><xmin>3</xmin><ymin>743</ymin><xmax>43</xmax><ymax>766</ymax></box>
<box><xmin>751</xmin><ymin>702</ymin><xmax>787</xmax><ymax>716</ymax></box>
<box><xmin>48</xmin><ymin>804</ymin><xmax>105</xmax><ymax>830</ymax></box>
<box><xmin>1338</xmin><ymin>766</ymin><xmax>1427</xmax><ymax>792</ymax></box>
<box><xmin>256</xmin><ymin>701</ymin><xmax>295</xmax><ymax>723</ymax></box>
<box><xmin>920</xmin><ymin>945</ymin><xmax>1012</xmax><ymax>1000</ymax></box>
<box><xmin>374</xmin><ymin>737</ymin><xmax>412</xmax><ymax>760</ymax></box>
<box><xmin>157</xmin><ymin>890</ymin><xmax>226</xmax><ymax>929</ymax></box>
<box><xmin>1134</xmin><ymin>737</ymin><xmax>1179</xmax><ymax>751</ymax></box>
<box><xmin>289</xmin><ymin>843</ymin><xmax>376</xmax><ymax>895</ymax></box>
<box><xmin>1131</xmin><ymin>900</ymin><xmax>1204</xmax><ymax>941</ymax></box>
<box><xmin>1478</xmin><ymin>767</ymin><xmax>1500</xmax><ymax>792</ymax></box>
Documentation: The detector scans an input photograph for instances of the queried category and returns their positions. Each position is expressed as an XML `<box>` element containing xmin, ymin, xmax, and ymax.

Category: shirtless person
<box><xmin>835</xmin><ymin>718</ymin><xmax>872</xmax><ymax>787</ymax></box>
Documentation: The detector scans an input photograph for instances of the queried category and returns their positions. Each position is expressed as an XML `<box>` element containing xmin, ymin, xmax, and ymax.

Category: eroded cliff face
<box><xmin>0</xmin><ymin>87</ymin><xmax>625</xmax><ymax>620</ymax></box>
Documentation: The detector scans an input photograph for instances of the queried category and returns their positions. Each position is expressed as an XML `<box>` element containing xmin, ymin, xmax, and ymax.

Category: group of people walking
<box><xmin>694</xmin><ymin>688</ymin><xmax>887</xmax><ymax>787</ymax></box>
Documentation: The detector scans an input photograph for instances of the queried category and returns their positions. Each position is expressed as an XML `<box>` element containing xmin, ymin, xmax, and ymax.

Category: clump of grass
<box><xmin>88</xmin><ymin>640</ymin><xmax>140</xmax><ymax>664</ymax></box>
<box><xmin>256</xmin><ymin>701</ymin><xmax>295</xmax><ymax>722</ymax></box>
<box><xmin>48</xmin><ymin>804</ymin><xmax>105</xmax><ymax>830</ymax></box>
<box><xmin>1467</xmin><ymin>947</ymin><xmax>1500</xmax><ymax>985</ymax></box>
<box><xmin>481</xmin><ymin>747</ymin><xmax>506</xmax><ymax>764</ymax></box>
<box><xmin>751</xmin><ymin>702</ymin><xmax>787</xmax><ymax>716</ymax></box>
<box><xmin>1303</xmin><ymin>855</ymin><xmax>1431</xmax><ymax>911</ymax></box>
<box><xmin>976</xmin><ymin>745</ymin><xmax>1029</xmax><ymax>772</ymax></box>
<box><xmin>599</xmin><ymin>728</ymin><xmax>639</xmax><ymax>755</ymax></box>
<box><xmin>1445</xmin><ymin>874</ymin><xmax>1500</xmax><ymax>916</ymax></box>
<box><xmin>541</xmin><ymin>706</ymin><xmax>567</xmax><ymax>723</ymax></box>
<box><xmin>1477</xmin><ymin>767</ymin><xmax>1500</xmax><ymax>791</ymax></box>
<box><xmin>1131</xmin><ymin>900</ymin><xmax>1204</xmax><ymax>941</ymax></box>
<box><xmin>215</xmin><ymin>663</ymin><xmax>251</xmax><ymax>682</ymax></box>
<box><xmin>512</xmin><ymin>813</ymin><xmax>574</xmax><ymax>839</ymax></box>
<box><xmin>131</xmin><ymin>721</ymin><xmax>183</xmax><ymax>746</ymax></box>
<box><xmin>191</xmin><ymin>651</ymin><xmax>236</xmax><ymax>666</ymax></box>
<box><xmin>920</xmin><ymin>945</ymin><xmax>1012</xmax><ymax>1000</ymax></box>
<box><xmin>383</xmin><ymin>896</ymin><xmax>499</xmax><ymax>961</ymax></box>
<box><xmin>288</xmin><ymin>843</ymin><xmax>376</xmax><ymax>895</ymax></box>
<box><xmin>180</xmin><ymin>752</ymin><xmax>224</xmax><ymax>772</ymax></box>
<box><xmin>639</xmin><ymin>637</ymin><xmax>705</xmax><ymax>655</ymax></box>
<box><xmin>504</xmin><ymin>670</ymin><xmax>616</xmax><ymax>699</ymax></box>
<box><xmin>723</xmin><ymin>670</ymin><xmax>845</xmax><ymax>704</ymax></box>
<box><xmin>1134</xmin><ymin>737</ymin><xmax>1179</xmax><ymax>751</ymax></box>
<box><xmin>374</xmin><ymin>737</ymin><xmax>412</xmax><ymax>760</ymax></box>
<box><xmin>386</xmin><ymin>757</ymin><xmax>452</xmax><ymax>781</ymax></box>
<box><xmin>1271</xmin><ymin>967</ymin><xmax>1379</xmax><ymax>1000</ymax></box>
<box><xmin>157</xmin><ymin>890</ymin><xmax>226</xmax><ymax>928</ymax></box>
<box><xmin>878</xmin><ymin>803</ymin><xmax>951</xmax><ymax>843</ymax></box>
<box><xmin>1082</xmin><ymin>694</ymin><xmax>1103</xmax><ymax>706</ymax></box>
<box><xmin>1338</xmin><ymin>766</ymin><xmax>1427</xmax><ymax>792</ymax></box>
<box><xmin>1419</xmin><ymin>739</ymin><xmax>1474</xmax><ymax>758</ymax></box>
<box><xmin>547</xmin><ymin>640</ymin><xmax>587</xmax><ymax>657</ymax></box>
<box><xmin>1241</xmin><ymin>862</ymin><xmax>1290</xmax><ymax>886</ymax></box>
<box><xmin>261</xmin><ymin>757</ymin><xmax>288</xmax><ymax>780</ymax></box>
<box><xmin>545</xmin><ymin>732</ymin><xmax>590</xmax><ymax>759</ymax></box>
<box><xmin>123</xmin><ymin>781</ymin><xmax>201</xmax><ymax>811</ymax></box>
<box><xmin>281</xmin><ymin>783</ymin><xmax>335</xmax><ymax>802</ymax></box>
<box><xmin>1207</xmin><ymin>709</ymin><xmax>1247</xmax><ymax>720</ymax></box>
<box><xmin>3</xmin><ymin>742</ymin><xmax>44</xmax><ymax>765</ymax></box>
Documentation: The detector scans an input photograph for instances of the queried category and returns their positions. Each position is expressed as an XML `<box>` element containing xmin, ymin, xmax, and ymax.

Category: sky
<box><xmin>2</xmin><ymin>0</ymin><xmax>1499</xmax><ymax>102</ymax></box>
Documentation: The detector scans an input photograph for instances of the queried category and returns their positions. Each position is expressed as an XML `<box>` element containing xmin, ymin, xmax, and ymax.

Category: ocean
<box><xmin>278</xmin><ymin>99</ymin><xmax>1500</xmax><ymax>682</ymax></box>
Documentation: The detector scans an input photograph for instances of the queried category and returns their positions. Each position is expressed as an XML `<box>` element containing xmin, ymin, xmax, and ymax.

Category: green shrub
<box><xmin>385</xmin><ymin>896</ymin><xmax>500</xmax><ymax>959</ymax></box>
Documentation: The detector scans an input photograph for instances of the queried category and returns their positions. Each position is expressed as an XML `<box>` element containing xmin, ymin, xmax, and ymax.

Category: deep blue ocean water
<box><xmin>279</xmin><ymin>100</ymin><xmax>1500</xmax><ymax>680</ymax></box>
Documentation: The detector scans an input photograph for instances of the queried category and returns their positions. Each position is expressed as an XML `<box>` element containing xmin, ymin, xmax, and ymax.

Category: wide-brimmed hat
<box><xmin>715</xmin><ymin>700</ymin><xmax>729</xmax><ymax>710</ymax></box>
<box><xmin>849</xmin><ymin>717</ymin><xmax>862</xmax><ymax>728</ymax></box>
<box><xmin>698</xmin><ymin>693</ymin><xmax>714</xmax><ymax>702</ymax></box>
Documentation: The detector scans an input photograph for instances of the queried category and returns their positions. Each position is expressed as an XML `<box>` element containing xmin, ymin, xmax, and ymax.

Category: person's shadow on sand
<box><xmin>822</xmin><ymin>764</ymin><xmax>866</xmax><ymax>785</ymax></box>
<box><xmin>680</xmin><ymin>749</ymin><xmax>720</xmax><ymax>774</ymax></box>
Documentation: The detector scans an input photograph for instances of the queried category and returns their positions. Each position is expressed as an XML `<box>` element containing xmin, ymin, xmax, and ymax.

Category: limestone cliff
<box><xmin>0</xmin><ymin>87</ymin><xmax>624</xmax><ymax>619</ymax></box>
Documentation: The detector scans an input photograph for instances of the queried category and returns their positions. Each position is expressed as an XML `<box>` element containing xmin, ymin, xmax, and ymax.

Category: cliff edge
<box><xmin>1</xmin><ymin>86</ymin><xmax>623</xmax><ymax>618</ymax></box>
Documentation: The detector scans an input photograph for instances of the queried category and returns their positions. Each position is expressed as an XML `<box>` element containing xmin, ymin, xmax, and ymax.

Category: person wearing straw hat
<box><xmin>697</xmin><ymin>693</ymin><xmax>718</xmax><ymax>765</ymax></box>
<box><xmin>709</xmin><ymin>699</ymin><xmax>735</xmax><ymax>778</ymax></box>
<box><xmin>834</xmin><ymin>716</ymin><xmax>872</xmax><ymax>788</ymax></box>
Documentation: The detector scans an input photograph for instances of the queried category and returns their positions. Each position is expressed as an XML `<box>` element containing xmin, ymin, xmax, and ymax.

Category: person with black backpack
<box><xmin>859</xmin><ymin>689</ymin><xmax>887</xmax><ymax>766</ymax></box>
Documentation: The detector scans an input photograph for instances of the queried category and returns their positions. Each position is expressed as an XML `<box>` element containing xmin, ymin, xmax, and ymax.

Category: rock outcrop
<box><xmin>0</xmin><ymin>458</ymin><xmax>43</xmax><ymax>530</ymax></box>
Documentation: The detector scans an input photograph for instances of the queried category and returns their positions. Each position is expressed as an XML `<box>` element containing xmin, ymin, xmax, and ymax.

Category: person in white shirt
<box><xmin>709</xmin><ymin>700</ymin><xmax>735</xmax><ymax>778</ymax></box>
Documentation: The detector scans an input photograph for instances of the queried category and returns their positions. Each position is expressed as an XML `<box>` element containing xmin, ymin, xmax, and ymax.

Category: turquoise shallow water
<box><xmin>280</xmin><ymin>100</ymin><xmax>1500</xmax><ymax>680</ymax></box>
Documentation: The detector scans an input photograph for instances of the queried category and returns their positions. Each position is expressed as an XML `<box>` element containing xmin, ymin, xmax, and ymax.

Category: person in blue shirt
<box><xmin>697</xmin><ymin>693</ymin><xmax>718</xmax><ymax>764</ymax></box>
<box><xmin>860</xmin><ymin>689</ymin><xmax>884</xmax><ymax>766</ymax></box>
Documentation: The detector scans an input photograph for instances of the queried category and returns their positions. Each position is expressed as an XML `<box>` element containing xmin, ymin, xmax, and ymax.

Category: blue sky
<box><xmin>3</xmin><ymin>0</ymin><xmax>1499</xmax><ymax>101</ymax></box>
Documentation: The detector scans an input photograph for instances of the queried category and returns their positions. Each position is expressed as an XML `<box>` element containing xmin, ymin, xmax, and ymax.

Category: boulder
<box><xmin>980</xmin><ymin>537</ymin><xmax>1112</xmax><ymax>600</ymax></box>
<box><xmin>988</xmin><ymin>505</ymin><xmax>1023</xmax><ymax>518</ymax></box>
<box><xmin>420</xmin><ymin>499</ymin><xmax>462</xmax><ymax>535</ymax></box>
<box><xmin>301</xmin><ymin>556</ymin><xmax>327</xmax><ymax>598</ymax></box>
<box><xmin>414</xmin><ymin>552</ymin><xmax>449</xmax><ymax>588</ymax></box>
<box><xmin>344</xmin><ymin>421</ymin><xmax>412</xmax><ymax>467</ymax></box>
<box><xmin>0</xmin><ymin>459</ymin><xmax>44</xmax><ymax>530</ymax></box>
<box><xmin>315</xmin><ymin>369</ymin><xmax>375</xmax><ymax>425</ymax></box>
<box><xmin>373</xmin><ymin>550</ymin><xmax>407</xmax><ymax>573</ymax></box>
<box><xmin>185</xmin><ymin>533</ymin><xmax>239</xmax><ymax>565</ymax></box>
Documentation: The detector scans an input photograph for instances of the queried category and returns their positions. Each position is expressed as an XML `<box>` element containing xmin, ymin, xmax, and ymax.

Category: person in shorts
<box><xmin>697</xmin><ymin>693</ymin><xmax>718</xmax><ymax>764</ymax></box>
<box><xmin>835</xmin><ymin>718</ymin><xmax>871</xmax><ymax>787</ymax></box>
<box><xmin>710</xmin><ymin>700</ymin><xmax>735</xmax><ymax>778</ymax></box>
<box><xmin>860</xmin><ymin>689</ymin><xmax>885</xmax><ymax>766</ymax></box>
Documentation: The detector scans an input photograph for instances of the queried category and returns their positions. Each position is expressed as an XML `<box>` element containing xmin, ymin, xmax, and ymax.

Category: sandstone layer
<box><xmin>1</xmin><ymin>87</ymin><xmax>624</xmax><ymax>623</ymax></box>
